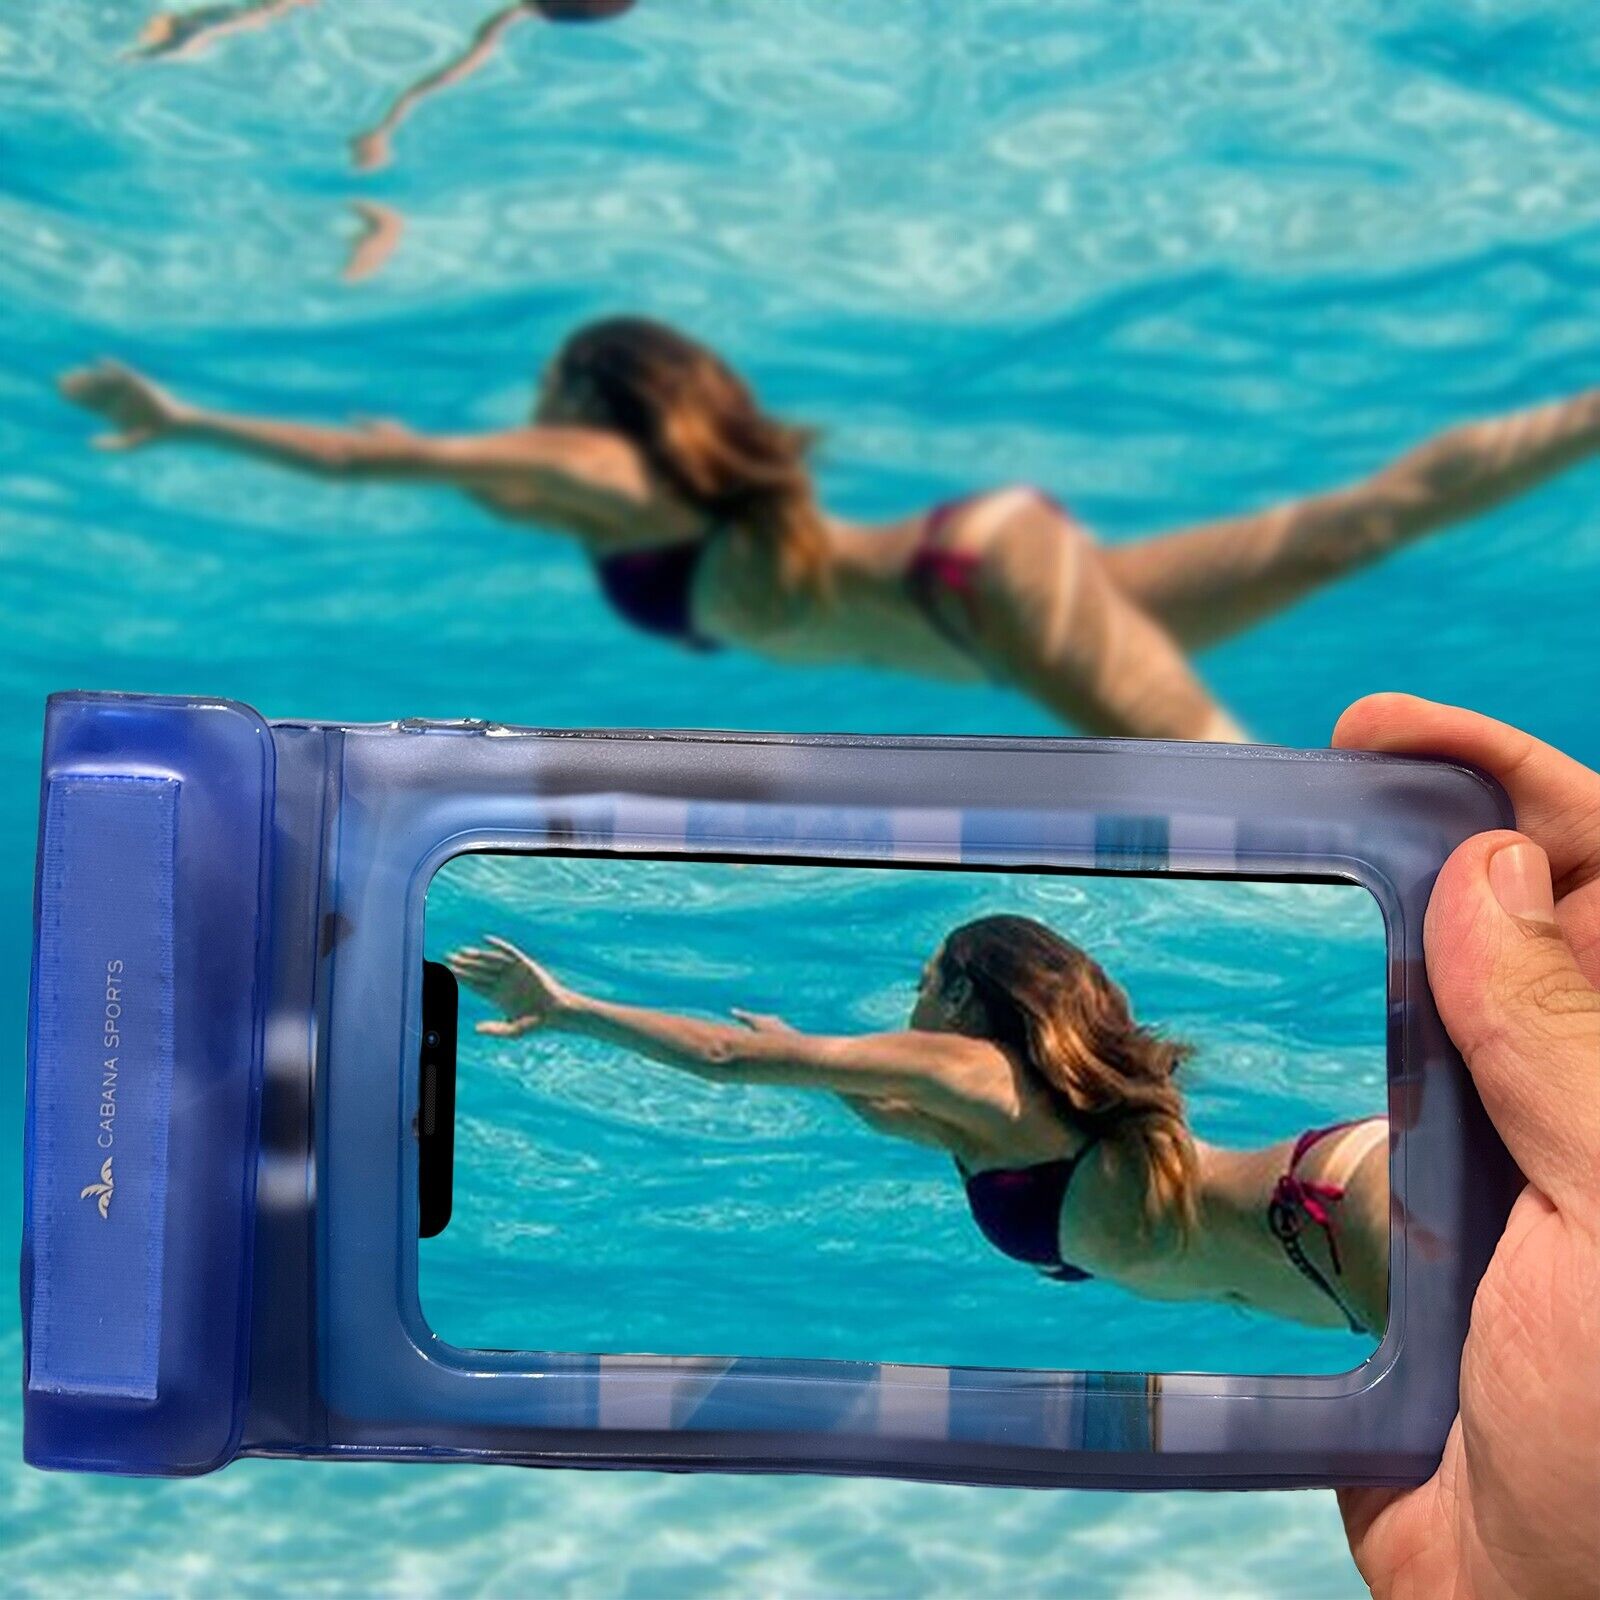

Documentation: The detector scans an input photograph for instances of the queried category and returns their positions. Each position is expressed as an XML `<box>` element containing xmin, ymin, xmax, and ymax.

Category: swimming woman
<box><xmin>60</xmin><ymin>323</ymin><xmax>1600</xmax><ymax>738</ymax></box>
<box><xmin>449</xmin><ymin>915</ymin><xmax>1390</xmax><ymax>1333</ymax></box>
<box><xmin>128</xmin><ymin>0</ymin><xmax>314</xmax><ymax>61</ymax></box>
<box><xmin>350</xmin><ymin>0</ymin><xmax>638</xmax><ymax>172</ymax></box>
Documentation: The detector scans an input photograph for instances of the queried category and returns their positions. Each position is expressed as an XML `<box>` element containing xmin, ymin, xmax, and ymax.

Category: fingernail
<box><xmin>1489</xmin><ymin>840</ymin><xmax>1557</xmax><ymax>924</ymax></box>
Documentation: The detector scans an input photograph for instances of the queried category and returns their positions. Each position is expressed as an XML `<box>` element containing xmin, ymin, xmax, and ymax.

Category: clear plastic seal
<box><xmin>22</xmin><ymin>691</ymin><xmax>1521</xmax><ymax>1486</ymax></box>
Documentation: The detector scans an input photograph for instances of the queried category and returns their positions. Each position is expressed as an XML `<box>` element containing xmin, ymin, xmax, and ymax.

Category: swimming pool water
<box><xmin>3</xmin><ymin>1</ymin><xmax>1598</xmax><ymax>1594</ymax></box>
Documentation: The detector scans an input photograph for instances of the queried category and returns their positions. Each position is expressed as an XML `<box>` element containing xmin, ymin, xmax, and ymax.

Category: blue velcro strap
<box><xmin>29</xmin><ymin>777</ymin><xmax>178</xmax><ymax>1401</ymax></box>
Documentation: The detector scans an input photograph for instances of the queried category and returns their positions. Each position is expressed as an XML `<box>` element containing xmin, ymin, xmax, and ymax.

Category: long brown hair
<box><xmin>546</xmin><ymin>317</ymin><xmax>830</xmax><ymax>597</ymax></box>
<box><xmin>938</xmin><ymin>914</ymin><xmax>1199</xmax><ymax>1233</ymax></box>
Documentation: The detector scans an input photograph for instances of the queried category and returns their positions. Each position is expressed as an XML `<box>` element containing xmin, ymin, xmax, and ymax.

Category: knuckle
<box><xmin>1504</xmin><ymin>951</ymin><xmax>1600</xmax><ymax>1027</ymax></box>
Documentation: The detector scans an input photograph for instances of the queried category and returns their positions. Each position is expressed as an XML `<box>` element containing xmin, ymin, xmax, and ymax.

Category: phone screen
<box><xmin>421</xmin><ymin>851</ymin><xmax>1388</xmax><ymax>1376</ymax></box>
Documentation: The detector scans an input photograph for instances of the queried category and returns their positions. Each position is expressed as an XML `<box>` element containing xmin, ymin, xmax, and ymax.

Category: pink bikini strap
<box><xmin>1270</xmin><ymin>1116</ymin><xmax>1384</xmax><ymax>1274</ymax></box>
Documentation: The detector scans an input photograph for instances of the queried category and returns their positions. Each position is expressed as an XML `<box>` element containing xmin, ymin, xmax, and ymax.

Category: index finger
<box><xmin>1333</xmin><ymin>693</ymin><xmax>1600</xmax><ymax>974</ymax></box>
<box><xmin>484</xmin><ymin>935</ymin><xmax>532</xmax><ymax>961</ymax></box>
<box><xmin>1334</xmin><ymin>695</ymin><xmax>1600</xmax><ymax>889</ymax></box>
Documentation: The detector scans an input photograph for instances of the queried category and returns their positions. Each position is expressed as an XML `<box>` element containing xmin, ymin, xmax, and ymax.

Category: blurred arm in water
<box><xmin>127</xmin><ymin>0</ymin><xmax>314</xmax><ymax>62</ymax></box>
<box><xmin>349</xmin><ymin>1</ymin><xmax>637</xmax><ymax>173</ymax></box>
<box><xmin>56</xmin><ymin>359</ymin><xmax>674</xmax><ymax>557</ymax></box>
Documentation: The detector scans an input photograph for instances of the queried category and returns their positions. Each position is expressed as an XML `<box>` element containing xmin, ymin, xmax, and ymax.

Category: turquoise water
<box><xmin>3</xmin><ymin>0</ymin><xmax>1598</xmax><ymax>1593</ymax></box>
<box><xmin>424</xmin><ymin>858</ymin><xmax>1385</xmax><ymax>1373</ymax></box>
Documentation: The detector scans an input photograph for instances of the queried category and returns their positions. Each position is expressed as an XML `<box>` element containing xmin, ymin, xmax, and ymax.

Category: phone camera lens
<box><xmin>424</xmin><ymin>1029</ymin><xmax>441</xmax><ymax>1050</ymax></box>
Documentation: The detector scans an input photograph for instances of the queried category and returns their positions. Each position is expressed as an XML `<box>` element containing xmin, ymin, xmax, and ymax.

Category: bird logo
<box><xmin>80</xmin><ymin>1156</ymin><xmax>114</xmax><ymax>1220</ymax></box>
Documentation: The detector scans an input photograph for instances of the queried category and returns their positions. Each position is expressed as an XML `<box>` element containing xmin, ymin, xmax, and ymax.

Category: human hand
<box><xmin>126</xmin><ymin>14</ymin><xmax>180</xmax><ymax>57</ymax></box>
<box><xmin>449</xmin><ymin>936</ymin><xmax>578</xmax><ymax>1037</ymax></box>
<box><xmin>350</xmin><ymin>130</ymin><xmax>393</xmax><ymax>173</ymax></box>
<box><xmin>1331</xmin><ymin>694</ymin><xmax>1600</xmax><ymax>1600</ymax></box>
<box><xmin>58</xmin><ymin>360</ymin><xmax>192</xmax><ymax>449</ymax></box>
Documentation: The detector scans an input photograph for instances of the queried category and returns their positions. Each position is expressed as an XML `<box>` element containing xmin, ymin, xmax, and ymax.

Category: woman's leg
<box><xmin>1097</xmin><ymin>498</ymin><xmax>1408</xmax><ymax>652</ymax></box>
<box><xmin>968</xmin><ymin>497</ymin><xmax>1248</xmax><ymax>741</ymax></box>
<box><xmin>1101</xmin><ymin>389</ymin><xmax>1600</xmax><ymax>651</ymax></box>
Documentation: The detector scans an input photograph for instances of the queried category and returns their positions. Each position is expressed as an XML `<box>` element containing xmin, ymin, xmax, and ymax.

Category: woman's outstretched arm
<box><xmin>351</xmin><ymin>5</ymin><xmax>528</xmax><ymax>171</ymax></box>
<box><xmin>1102</xmin><ymin>387</ymin><xmax>1600</xmax><ymax>650</ymax></box>
<box><xmin>448</xmin><ymin>938</ymin><xmax>991</xmax><ymax>1114</ymax></box>
<box><xmin>129</xmin><ymin>0</ymin><xmax>313</xmax><ymax>62</ymax></box>
<box><xmin>59</xmin><ymin>360</ymin><xmax>652</xmax><ymax>538</ymax></box>
<box><xmin>732</xmin><ymin>1009</ymin><xmax>958</xmax><ymax>1147</ymax></box>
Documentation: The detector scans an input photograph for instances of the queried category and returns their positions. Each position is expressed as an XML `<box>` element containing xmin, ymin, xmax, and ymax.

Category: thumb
<box><xmin>1425</xmin><ymin>830</ymin><xmax>1600</xmax><ymax>1213</ymax></box>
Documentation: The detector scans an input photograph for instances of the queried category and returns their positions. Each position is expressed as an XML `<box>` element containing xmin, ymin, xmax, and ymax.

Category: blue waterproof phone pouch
<box><xmin>25</xmin><ymin>696</ymin><xmax>272</xmax><ymax>1472</ymax></box>
<box><xmin>22</xmin><ymin>691</ymin><xmax>1521</xmax><ymax>1486</ymax></box>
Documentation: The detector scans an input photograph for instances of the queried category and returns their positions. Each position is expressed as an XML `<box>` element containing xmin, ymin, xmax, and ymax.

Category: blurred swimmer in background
<box><xmin>342</xmin><ymin>0</ymin><xmax>636</xmax><ymax>279</ymax></box>
<box><xmin>60</xmin><ymin>319</ymin><xmax>1600</xmax><ymax>739</ymax></box>
<box><xmin>350</xmin><ymin>0</ymin><xmax>638</xmax><ymax>173</ymax></box>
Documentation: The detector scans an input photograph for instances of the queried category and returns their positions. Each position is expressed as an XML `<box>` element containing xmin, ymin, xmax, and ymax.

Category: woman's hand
<box><xmin>350</xmin><ymin>129</ymin><xmax>393</xmax><ymax>173</ymax></box>
<box><xmin>1331</xmin><ymin>694</ymin><xmax>1600</xmax><ymax>1600</ymax></box>
<box><xmin>448</xmin><ymin>936</ymin><xmax>578</xmax><ymax>1038</ymax></box>
<box><xmin>59</xmin><ymin>361</ymin><xmax>193</xmax><ymax>449</ymax></box>
<box><xmin>127</xmin><ymin>14</ymin><xmax>181</xmax><ymax>56</ymax></box>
